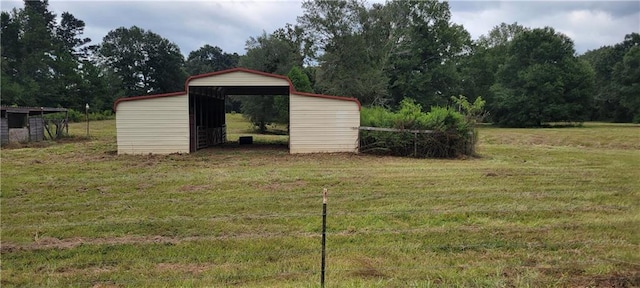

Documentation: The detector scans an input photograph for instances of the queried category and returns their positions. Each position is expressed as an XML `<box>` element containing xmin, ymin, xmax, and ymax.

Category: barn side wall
<box><xmin>116</xmin><ymin>94</ymin><xmax>189</xmax><ymax>154</ymax></box>
<box><xmin>289</xmin><ymin>94</ymin><xmax>360</xmax><ymax>154</ymax></box>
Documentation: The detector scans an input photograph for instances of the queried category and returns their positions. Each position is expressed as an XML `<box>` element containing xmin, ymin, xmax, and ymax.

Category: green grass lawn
<box><xmin>1</xmin><ymin>116</ymin><xmax>639</xmax><ymax>287</ymax></box>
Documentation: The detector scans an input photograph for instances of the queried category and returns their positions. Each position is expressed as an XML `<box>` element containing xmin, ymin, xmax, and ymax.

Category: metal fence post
<box><xmin>321</xmin><ymin>188</ymin><xmax>327</xmax><ymax>288</ymax></box>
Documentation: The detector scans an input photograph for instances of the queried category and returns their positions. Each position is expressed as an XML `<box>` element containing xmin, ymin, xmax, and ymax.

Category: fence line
<box><xmin>7</xmin><ymin>188</ymin><xmax>602</xmax><ymax>210</ymax></box>
<box><xmin>4</xmin><ymin>205</ymin><xmax>629</xmax><ymax>229</ymax></box>
<box><xmin>359</xmin><ymin>126</ymin><xmax>475</xmax><ymax>156</ymax></box>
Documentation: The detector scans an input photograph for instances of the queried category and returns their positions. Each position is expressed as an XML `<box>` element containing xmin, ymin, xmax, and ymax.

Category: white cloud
<box><xmin>450</xmin><ymin>1</ymin><xmax>639</xmax><ymax>53</ymax></box>
<box><xmin>2</xmin><ymin>0</ymin><xmax>638</xmax><ymax>55</ymax></box>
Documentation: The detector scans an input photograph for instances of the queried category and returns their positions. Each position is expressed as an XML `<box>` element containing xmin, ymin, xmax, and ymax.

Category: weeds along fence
<box><xmin>359</xmin><ymin>126</ymin><xmax>475</xmax><ymax>158</ymax></box>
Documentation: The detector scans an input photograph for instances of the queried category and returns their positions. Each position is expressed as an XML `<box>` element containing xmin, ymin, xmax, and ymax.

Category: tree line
<box><xmin>2</xmin><ymin>0</ymin><xmax>638</xmax><ymax>127</ymax></box>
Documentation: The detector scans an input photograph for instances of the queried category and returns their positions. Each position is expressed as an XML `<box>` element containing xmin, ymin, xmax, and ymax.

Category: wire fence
<box><xmin>4</xmin><ymin>204</ymin><xmax>630</xmax><ymax>229</ymax></box>
<box><xmin>2</xmin><ymin>189</ymin><xmax>638</xmax><ymax>287</ymax></box>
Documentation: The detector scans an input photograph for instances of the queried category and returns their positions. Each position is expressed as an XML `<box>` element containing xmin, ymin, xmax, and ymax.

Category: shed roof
<box><xmin>1</xmin><ymin>106</ymin><xmax>68</xmax><ymax>116</ymax></box>
<box><xmin>113</xmin><ymin>68</ymin><xmax>361</xmax><ymax>111</ymax></box>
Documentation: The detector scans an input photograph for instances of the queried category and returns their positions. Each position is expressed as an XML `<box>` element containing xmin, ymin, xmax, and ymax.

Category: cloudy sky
<box><xmin>2</xmin><ymin>0</ymin><xmax>639</xmax><ymax>56</ymax></box>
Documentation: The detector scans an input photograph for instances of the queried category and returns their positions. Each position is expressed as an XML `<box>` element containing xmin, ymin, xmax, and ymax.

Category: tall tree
<box><xmin>581</xmin><ymin>33</ymin><xmax>640</xmax><ymax>122</ymax></box>
<box><xmin>239</xmin><ymin>28</ymin><xmax>303</xmax><ymax>75</ymax></box>
<box><xmin>0</xmin><ymin>1</ymin><xmax>57</xmax><ymax>107</ymax></box>
<box><xmin>299</xmin><ymin>0</ymin><xmax>392</xmax><ymax>105</ymax></box>
<box><xmin>1</xmin><ymin>9</ymin><xmax>26</xmax><ymax>105</ymax></box>
<box><xmin>237</xmin><ymin>28</ymin><xmax>304</xmax><ymax>132</ymax></box>
<box><xmin>56</xmin><ymin>12</ymin><xmax>91</xmax><ymax>59</ymax></box>
<box><xmin>459</xmin><ymin>23</ymin><xmax>528</xmax><ymax>113</ymax></box>
<box><xmin>491</xmin><ymin>27</ymin><xmax>594</xmax><ymax>127</ymax></box>
<box><xmin>287</xmin><ymin>66</ymin><xmax>314</xmax><ymax>93</ymax></box>
<box><xmin>612</xmin><ymin>45</ymin><xmax>640</xmax><ymax>122</ymax></box>
<box><xmin>386</xmin><ymin>0</ymin><xmax>471</xmax><ymax>108</ymax></box>
<box><xmin>98</xmin><ymin>26</ymin><xmax>186</xmax><ymax>97</ymax></box>
<box><xmin>477</xmin><ymin>22</ymin><xmax>528</xmax><ymax>48</ymax></box>
<box><xmin>1</xmin><ymin>1</ymin><xmax>96</xmax><ymax>111</ymax></box>
<box><xmin>185</xmin><ymin>44</ymin><xmax>239</xmax><ymax>75</ymax></box>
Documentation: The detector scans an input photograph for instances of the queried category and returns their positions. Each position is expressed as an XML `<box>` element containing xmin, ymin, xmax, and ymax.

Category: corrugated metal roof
<box><xmin>1</xmin><ymin>106</ymin><xmax>68</xmax><ymax>115</ymax></box>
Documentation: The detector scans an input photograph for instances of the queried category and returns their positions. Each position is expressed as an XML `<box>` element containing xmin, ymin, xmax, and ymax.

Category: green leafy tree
<box><xmin>491</xmin><ymin>27</ymin><xmax>594</xmax><ymax>127</ymax></box>
<box><xmin>239</xmin><ymin>28</ymin><xmax>303</xmax><ymax>75</ymax></box>
<box><xmin>459</xmin><ymin>23</ymin><xmax>528</xmax><ymax>118</ymax></box>
<box><xmin>612</xmin><ymin>46</ymin><xmax>640</xmax><ymax>122</ymax></box>
<box><xmin>0</xmin><ymin>1</ymin><xmax>57</xmax><ymax>107</ymax></box>
<box><xmin>299</xmin><ymin>0</ymin><xmax>390</xmax><ymax>105</ymax></box>
<box><xmin>451</xmin><ymin>95</ymin><xmax>487</xmax><ymax>126</ymax></box>
<box><xmin>239</xmin><ymin>95</ymin><xmax>276</xmax><ymax>133</ymax></box>
<box><xmin>1</xmin><ymin>1</ymin><xmax>100</xmax><ymax>111</ymax></box>
<box><xmin>297</xmin><ymin>0</ymin><xmax>472</xmax><ymax>107</ymax></box>
<box><xmin>581</xmin><ymin>33</ymin><xmax>640</xmax><ymax>122</ymax></box>
<box><xmin>98</xmin><ymin>26</ymin><xmax>186</xmax><ymax>97</ymax></box>
<box><xmin>287</xmin><ymin>66</ymin><xmax>313</xmax><ymax>93</ymax></box>
<box><xmin>386</xmin><ymin>0</ymin><xmax>471</xmax><ymax>108</ymax></box>
<box><xmin>185</xmin><ymin>44</ymin><xmax>239</xmax><ymax>75</ymax></box>
<box><xmin>1</xmin><ymin>9</ymin><xmax>26</xmax><ymax>105</ymax></box>
<box><xmin>238</xmin><ymin>28</ymin><xmax>304</xmax><ymax>132</ymax></box>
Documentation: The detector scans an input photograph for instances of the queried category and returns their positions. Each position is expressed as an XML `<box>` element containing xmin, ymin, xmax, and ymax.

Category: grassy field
<box><xmin>1</xmin><ymin>114</ymin><xmax>639</xmax><ymax>287</ymax></box>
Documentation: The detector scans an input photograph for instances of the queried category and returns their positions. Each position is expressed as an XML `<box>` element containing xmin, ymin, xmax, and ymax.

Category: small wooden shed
<box><xmin>114</xmin><ymin>68</ymin><xmax>361</xmax><ymax>155</ymax></box>
<box><xmin>0</xmin><ymin>106</ymin><xmax>68</xmax><ymax>145</ymax></box>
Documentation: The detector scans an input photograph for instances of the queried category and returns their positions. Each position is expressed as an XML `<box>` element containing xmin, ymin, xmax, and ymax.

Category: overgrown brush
<box><xmin>44</xmin><ymin>109</ymin><xmax>115</xmax><ymax>122</ymax></box>
<box><xmin>360</xmin><ymin>98</ymin><xmax>478</xmax><ymax>158</ymax></box>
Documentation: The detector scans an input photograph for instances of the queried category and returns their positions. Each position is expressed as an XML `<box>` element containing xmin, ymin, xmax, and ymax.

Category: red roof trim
<box><xmin>113</xmin><ymin>68</ymin><xmax>359</xmax><ymax>111</ymax></box>
<box><xmin>113</xmin><ymin>91</ymin><xmax>185</xmax><ymax>111</ymax></box>
<box><xmin>292</xmin><ymin>91</ymin><xmax>361</xmax><ymax>110</ymax></box>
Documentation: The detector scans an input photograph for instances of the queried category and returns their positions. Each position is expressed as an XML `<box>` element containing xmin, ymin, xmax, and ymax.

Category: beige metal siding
<box><xmin>189</xmin><ymin>71</ymin><xmax>290</xmax><ymax>86</ymax></box>
<box><xmin>116</xmin><ymin>94</ymin><xmax>189</xmax><ymax>154</ymax></box>
<box><xmin>289</xmin><ymin>94</ymin><xmax>360</xmax><ymax>154</ymax></box>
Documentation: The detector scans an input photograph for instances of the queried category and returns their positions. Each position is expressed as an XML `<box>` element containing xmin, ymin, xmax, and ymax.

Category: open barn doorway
<box><xmin>188</xmin><ymin>85</ymin><xmax>291</xmax><ymax>153</ymax></box>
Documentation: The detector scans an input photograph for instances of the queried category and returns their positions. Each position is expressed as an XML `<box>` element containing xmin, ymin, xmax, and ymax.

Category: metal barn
<box><xmin>114</xmin><ymin>68</ymin><xmax>361</xmax><ymax>155</ymax></box>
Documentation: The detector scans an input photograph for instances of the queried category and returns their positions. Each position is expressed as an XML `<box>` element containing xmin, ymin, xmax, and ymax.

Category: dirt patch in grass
<box><xmin>91</xmin><ymin>284</ymin><xmax>122</xmax><ymax>288</ymax></box>
<box><xmin>350</xmin><ymin>257</ymin><xmax>387</xmax><ymax>279</ymax></box>
<box><xmin>566</xmin><ymin>271</ymin><xmax>640</xmax><ymax>288</ymax></box>
<box><xmin>180</xmin><ymin>184</ymin><xmax>212</xmax><ymax>192</ymax></box>
<box><xmin>2</xmin><ymin>141</ymin><xmax>52</xmax><ymax>149</ymax></box>
<box><xmin>54</xmin><ymin>266</ymin><xmax>116</xmax><ymax>277</ymax></box>
<box><xmin>156</xmin><ymin>263</ymin><xmax>214</xmax><ymax>275</ymax></box>
<box><xmin>503</xmin><ymin>266</ymin><xmax>640</xmax><ymax>288</ymax></box>
<box><xmin>260</xmin><ymin>179</ymin><xmax>307</xmax><ymax>192</ymax></box>
<box><xmin>1</xmin><ymin>236</ymin><xmax>183</xmax><ymax>252</ymax></box>
<box><xmin>1</xmin><ymin>232</ymin><xmax>320</xmax><ymax>252</ymax></box>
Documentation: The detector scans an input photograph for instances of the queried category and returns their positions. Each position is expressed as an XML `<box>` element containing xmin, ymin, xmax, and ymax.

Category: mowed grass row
<box><xmin>1</xmin><ymin>115</ymin><xmax>639</xmax><ymax>287</ymax></box>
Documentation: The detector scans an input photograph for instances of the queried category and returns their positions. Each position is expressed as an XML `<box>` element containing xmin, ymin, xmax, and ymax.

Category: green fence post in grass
<box><xmin>321</xmin><ymin>188</ymin><xmax>328</xmax><ymax>288</ymax></box>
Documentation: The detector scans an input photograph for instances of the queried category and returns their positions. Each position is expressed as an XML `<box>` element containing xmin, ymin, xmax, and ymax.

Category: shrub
<box><xmin>360</xmin><ymin>99</ymin><xmax>474</xmax><ymax>158</ymax></box>
<box><xmin>54</xmin><ymin>109</ymin><xmax>115</xmax><ymax>123</ymax></box>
